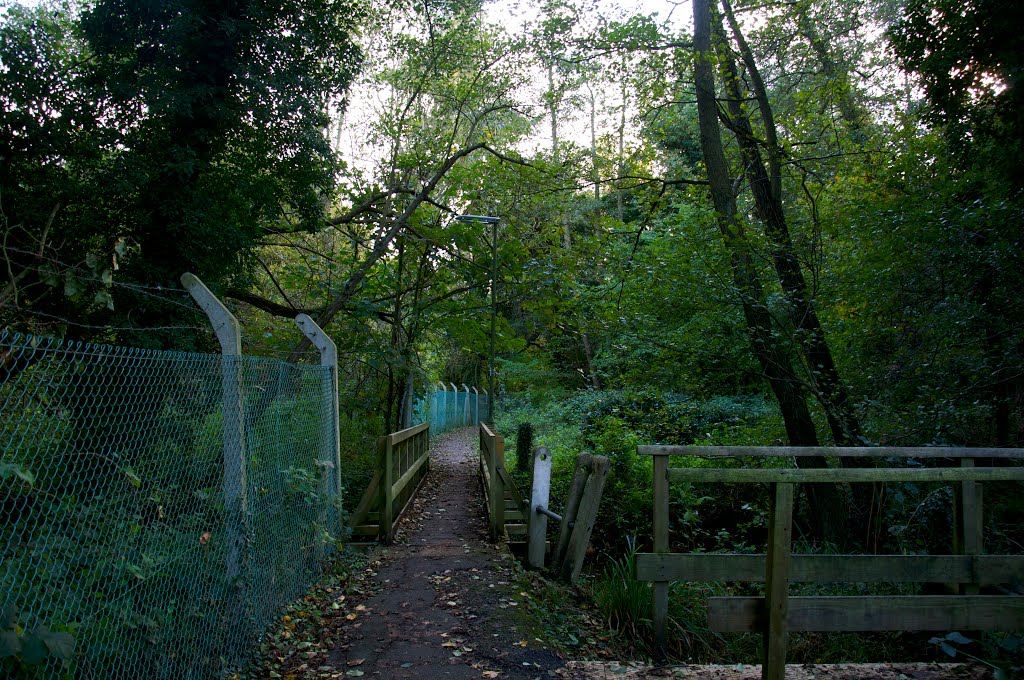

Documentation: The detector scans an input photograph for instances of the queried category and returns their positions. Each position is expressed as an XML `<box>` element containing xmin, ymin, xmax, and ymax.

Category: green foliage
<box><xmin>0</xmin><ymin>0</ymin><xmax>363</xmax><ymax>341</ymax></box>
<box><xmin>515</xmin><ymin>422</ymin><xmax>534</xmax><ymax>474</ymax></box>
<box><xmin>590</xmin><ymin>537</ymin><xmax>725</xmax><ymax>660</ymax></box>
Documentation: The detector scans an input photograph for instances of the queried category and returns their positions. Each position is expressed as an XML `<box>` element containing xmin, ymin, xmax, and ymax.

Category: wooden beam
<box><xmin>639</xmin><ymin>445</ymin><xmax>1024</xmax><ymax>459</ymax></box>
<box><xmin>387</xmin><ymin>421</ymin><xmax>429</xmax><ymax>446</ymax></box>
<box><xmin>553</xmin><ymin>453</ymin><xmax>594</xmax><ymax>572</ymax></box>
<box><xmin>666</xmin><ymin>467</ymin><xmax>1024</xmax><ymax>484</ymax></box>
<box><xmin>709</xmin><ymin>595</ymin><xmax>1024</xmax><ymax>632</ymax></box>
<box><xmin>635</xmin><ymin>554</ymin><xmax>1024</xmax><ymax>585</ymax></box>
<box><xmin>560</xmin><ymin>456</ymin><xmax>610</xmax><ymax>584</ymax></box>
<box><xmin>391</xmin><ymin>449</ymin><xmax>429</xmax><ymax>498</ymax></box>
<box><xmin>763</xmin><ymin>483</ymin><xmax>794</xmax><ymax>680</ymax></box>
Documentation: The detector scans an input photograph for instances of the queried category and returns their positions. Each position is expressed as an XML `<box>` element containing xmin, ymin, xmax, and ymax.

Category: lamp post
<box><xmin>455</xmin><ymin>213</ymin><xmax>500</xmax><ymax>424</ymax></box>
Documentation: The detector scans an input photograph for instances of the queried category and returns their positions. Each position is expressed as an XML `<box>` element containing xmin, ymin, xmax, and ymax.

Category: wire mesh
<box><xmin>0</xmin><ymin>330</ymin><xmax>341</xmax><ymax>679</ymax></box>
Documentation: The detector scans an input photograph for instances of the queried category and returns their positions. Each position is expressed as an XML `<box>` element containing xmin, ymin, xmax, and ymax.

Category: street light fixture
<box><xmin>455</xmin><ymin>213</ymin><xmax>500</xmax><ymax>424</ymax></box>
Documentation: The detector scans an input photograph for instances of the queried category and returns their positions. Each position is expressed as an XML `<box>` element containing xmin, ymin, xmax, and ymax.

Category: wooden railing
<box><xmin>636</xmin><ymin>445</ymin><xmax>1024</xmax><ymax>680</ymax></box>
<box><xmin>348</xmin><ymin>423</ymin><xmax>431</xmax><ymax>543</ymax></box>
<box><xmin>479</xmin><ymin>423</ymin><xmax>527</xmax><ymax>540</ymax></box>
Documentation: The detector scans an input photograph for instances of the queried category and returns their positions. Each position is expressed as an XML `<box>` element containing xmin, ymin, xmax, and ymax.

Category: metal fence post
<box><xmin>462</xmin><ymin>383</ymin><xmax>470</xmax><ymax>426</ymax></box>
<box><xmin>295</xmin><ymin>314</ymin><xmax>341</xmax><ymax>536</ymax></box>
<box><xmin>472</xmin><ymin>387</ymin><xmax>479</xmax><ymax>425</ymax></box>
<box><xmin>181</xmin><ymin>273</ymin><xmax>248</xmax><ymax>618</ymax></box>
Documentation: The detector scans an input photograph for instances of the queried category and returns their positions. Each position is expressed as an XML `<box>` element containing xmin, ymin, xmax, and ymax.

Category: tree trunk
<box><xmin>693</xmin><ymin>0</ymin><xmax>847</xmax><ymax>544</ymax></box>
<box><xmin>715</xmin><ymin>4</ymin><xmax>863</xmax><ymax>450</ymax></box>
<box><xmin>716</xmin><ymin>1</ymin><xmax>882</xmax><ymax>546</ymax></box>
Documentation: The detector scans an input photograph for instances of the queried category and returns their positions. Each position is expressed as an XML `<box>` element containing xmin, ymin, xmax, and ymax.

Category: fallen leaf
<box><xmin>346</xmin><ymin>659</ymin><xmax>364</xmax><ymax>667</ymax></box>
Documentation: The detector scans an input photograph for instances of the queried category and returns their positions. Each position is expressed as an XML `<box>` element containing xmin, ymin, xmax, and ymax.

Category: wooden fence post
<box><xmin>560</xmin><ymin>455</ymin><xmax>610</xmax><ymax>584</ymax></box>
<box><xmin>492</xmin><ymin>430</ymin><xmax>506</xmax><ymax>539</ymax></box>
<box><xmin>763</xmin><ymin>482</ymin><xmax>794</xmax><ymax>680</ymax></box>
<box><xmin>553</xmin><ymin>453</ymin><xmax>593</xmax><ymax>572</ymax></box>
<box><xmin>379</xmin><ymin>436</ymin><xmax>394</xmax><ymax>543</ymax></box>
<box><xmin>528</xmin><ymin>447</ymin><xmax>553</xmax><ymax>569</ymax></box>
<box><xmin>954</xmin><ymin>457</ymin><xmax>983</xmax><ymax>595</ymax></box>
<box><xmin>181</xmin><ymin>273</ymin><xmax>249</xmax><ymax>627</ymax></box>
<box><xmin>651</xmin><ymin>452</ymin><xmax>669</xmax><ymax>659</ymax></box>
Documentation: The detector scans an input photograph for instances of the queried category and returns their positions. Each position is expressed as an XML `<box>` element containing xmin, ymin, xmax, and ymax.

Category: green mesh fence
<box><xmin>418</xmin><ymin>388</ymin><xmax>488</xmax><ymax>435</ymax></box>
<box><xmin>0</xmin><ymin>330</ymin><xmax>343</xmax><ymax>679</ymax></box>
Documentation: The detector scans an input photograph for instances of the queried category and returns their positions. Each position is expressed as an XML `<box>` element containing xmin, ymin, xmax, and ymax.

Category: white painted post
<box><xmin>461</xmin><ymin>383</ymin><xmax>471</xmax><ymax>425</ymax></box>
<box><xmin>181</xmin><ymin>273</ymin><xmax>248</xmax><ymax>600</ymax></box>
<box><xmin>295</xmin><ymin>314</ymin><xmax>341</xmax><ymax>536</ymax></box>
<box><xmin>472</xmin><ymin>387</ymin><xmax>480</xmax><ymax>425</ymax></box>
<box><xmin>528</xmin><ymin>447</ymin><xmax>553</xmax><ymax>569</ymax></box>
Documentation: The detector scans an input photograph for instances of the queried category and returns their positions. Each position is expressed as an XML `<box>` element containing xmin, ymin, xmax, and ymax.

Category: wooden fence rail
<box><xmin>348</xmin><ymin>422</ymin><xmax>431</xmax><ymax>543</ymax></box>
<box><xmin>479</xmin><ymin>423</ymin><xmax>527</xmax><ymax>541</ymax></box>
<box><xmin>636</xmin><ymin>445</ymin><xmax>1024</xmax><ymax>680</ymax></box>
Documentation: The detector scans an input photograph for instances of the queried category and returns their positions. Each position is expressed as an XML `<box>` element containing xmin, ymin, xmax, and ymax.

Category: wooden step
<box><xmin>351</xmin><ymin>524</ymin><xmax>378</xmax><ymax>537</ymax></box>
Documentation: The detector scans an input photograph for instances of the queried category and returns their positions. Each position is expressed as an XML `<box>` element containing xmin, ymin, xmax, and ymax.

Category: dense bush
<box><xmin>497</xmin><ymin>388</ymin><xmax>780</xmax><ymax>554</ymax></box>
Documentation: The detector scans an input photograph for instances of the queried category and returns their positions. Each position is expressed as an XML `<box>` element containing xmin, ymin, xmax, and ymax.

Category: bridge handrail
<box><xmin>637</xmin><ymin>445</ymin><xmax>1024</xmax><ymax>679</ymax></box>
<box><xmin>348</xmin><ymin>423</ymin><xmax>431</xmax><ymax>543</ymax></box>
<box><xmin>479</xmin><ymin>422</ymin><xmax>505</xmax><ymax>539</ymax></box>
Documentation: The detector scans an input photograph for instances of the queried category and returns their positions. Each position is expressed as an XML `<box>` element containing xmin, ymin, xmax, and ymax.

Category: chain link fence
<box><xmin>1</xmin><ymin>330</ymin><xmax>343</xmax><ymax>679</ymax></box>
<box><xmin>419</xmin><ymin>387</ymin><xmax>488</xmax><ymax>436</ymax></box>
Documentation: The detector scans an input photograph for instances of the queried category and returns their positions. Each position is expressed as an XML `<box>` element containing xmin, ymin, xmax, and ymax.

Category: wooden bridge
<box><xmin>345</xmin><ymin>421</ymin><xmax>610</xmax><ymax>582</ymax></box>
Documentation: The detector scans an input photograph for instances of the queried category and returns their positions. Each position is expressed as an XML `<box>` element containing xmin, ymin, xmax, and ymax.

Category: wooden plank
<box><xmin>351</xmin><ymin>525</ymin><xmax>379</xmax><ymax>536</ymax></box>
<box><xmin>635</xmin><ymin>554</ymin><xmax>1024</xmax><ymax>584</ymax></box>
<box><xmin>666</xmin><ymin>466</ymin><xmax>1024</xmax><ymax>484</ymax></box>
<box><xmin>387</xmin><ymin>421</ymin><xmax>430</xmax><ymax>446</ymax></box>
<box><xmin>391</xmin><ymin>449</ymin><xmax>429</xmax><ymax>498</ymax></box>
<box><xmin>560</xmin><ymin>456</ymin><xmax>610</xmax><ymax>584</ymax></box>
<box><xmin>763</xmin><ymin>483</ymin><xmax>794</xmax><ymax>680</ymax></box>
<box><xmin>554</xmin><ymin>453</ymin><xmax>593</xmax><ymax>572</ymax></box>
<box><xmin>639</xmin><ymin>445</ymin><xmax>1024</xmax><ymax>459</ymax></box>
<box><xmin>709</xmin><ymin>595</ymin><xmax>1024</xmax><ymax>632</ymax></box>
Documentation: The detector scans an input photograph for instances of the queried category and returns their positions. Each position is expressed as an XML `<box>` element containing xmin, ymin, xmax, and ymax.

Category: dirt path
<box><xmin>323</xmin><ymin>427</ymin><xmax>564</xmax><ymax>679</ymax></box>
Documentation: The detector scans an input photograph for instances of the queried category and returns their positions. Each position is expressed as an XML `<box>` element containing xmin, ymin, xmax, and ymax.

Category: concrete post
<box><xmin>462</xmin><ymin>383</ymin><xmax>471</xmax><ymax>425</ymax></box>
<box><xmin>472</xmin><ymin>387</ymin><xmax>480</xmax><ymax>425</ymax></box>
<box><xmin>181</xmin><ymin>273</ymin><xmax>248</xmax><ymax>616</ymax></box>
<box><xmin>450</xmin><ymin>382</ymin><xmax>458</xmax><ymax>428</ymax></box>
<box><xmin>438</xmin><ymin>383</ymin><xmax>447</xmax><ymax>433</ymax></box>
<box><xmin>295</xmin><ymin>314</ymin><xmax>341</xmax><ymax>536</ymax></box>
